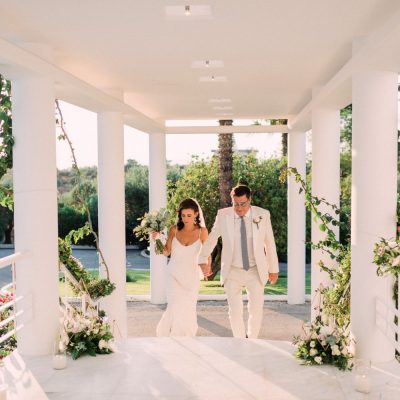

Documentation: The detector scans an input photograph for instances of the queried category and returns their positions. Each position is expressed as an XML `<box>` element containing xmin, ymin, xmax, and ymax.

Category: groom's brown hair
<box><xmin>231</xmin><ymin>184</ymin><xmax>251</xmax><ymax>199</ymax></box>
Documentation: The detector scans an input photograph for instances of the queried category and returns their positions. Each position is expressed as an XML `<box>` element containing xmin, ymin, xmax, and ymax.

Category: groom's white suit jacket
<box><xmin>199</xmin><ymin>205</ymin><xmax>279</xmax><ymax>285</ymax></box>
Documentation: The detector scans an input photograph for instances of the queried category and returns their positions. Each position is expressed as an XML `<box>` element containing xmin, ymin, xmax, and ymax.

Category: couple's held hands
<box><xmin>199</xmin><ymin>263</ymin><xmax>212</xmax><ymax>280</ymax></box>
<box><xmin>268</xmin><ymin>272</ymin><xmax>279</xmax><ymax>285</ymax></box>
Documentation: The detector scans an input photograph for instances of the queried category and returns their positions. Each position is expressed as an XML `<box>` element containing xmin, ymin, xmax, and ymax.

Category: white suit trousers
<box><xmin>224</xmin><ymin>266</ymin><xmax>265</xmax><ymax>338</ymax></box>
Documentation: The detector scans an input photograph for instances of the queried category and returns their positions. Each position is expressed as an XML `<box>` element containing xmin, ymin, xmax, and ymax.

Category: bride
<box><xmin>154</xmin><ymin>198</ymin><xmax>210</xmax><ymax>336</ymax></box>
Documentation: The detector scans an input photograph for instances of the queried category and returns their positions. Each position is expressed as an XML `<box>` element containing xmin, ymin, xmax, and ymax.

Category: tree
<box><xmin>168</xmin><ymin>153</ymin><xmax>289</xmax><ymax>275</ymax></box>
<box><xmin>218</xmin><ymin>120</ymin><xmax>234</xmax><ymax>208</ymax></box>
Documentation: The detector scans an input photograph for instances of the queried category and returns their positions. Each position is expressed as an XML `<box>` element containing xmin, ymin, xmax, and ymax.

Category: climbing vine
<box><xmin>280</xmin><ymin>167</ymin><xmax>352</xmax><ymax>370</ymax></box>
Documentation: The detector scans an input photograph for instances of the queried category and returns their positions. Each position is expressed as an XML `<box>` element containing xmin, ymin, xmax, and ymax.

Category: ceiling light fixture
<box><xmin>184</xmin><ymin>5</ymin><xmax>191</xmax><ymax>16</ymax></box>
<box><xmin>205</xmin><ymin>60</ymin><xmax>210</xmax><ymax>67</ymax></box>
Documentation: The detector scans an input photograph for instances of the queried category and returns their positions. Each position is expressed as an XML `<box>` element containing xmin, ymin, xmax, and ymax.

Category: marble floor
<box><xmin>2</xmin><ymin>337</ymin><xmax>400</xmax><ymax>399</ymax></box>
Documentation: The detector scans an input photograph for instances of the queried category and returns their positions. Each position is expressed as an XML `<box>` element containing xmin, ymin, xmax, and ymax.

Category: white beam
<box><xmin>0</xmin><ymin>38</ymin><xmax>162</xmax><ymax>134</ymax></box>
<box><xmin>291</xmin><ymin>6</ymin><xmax>400</xmax><ymax>131</ymax></box>
<box><xmin>165</xmin><ymin>124</ymin><xmax>289</xmax><ymax>134</ymax></box>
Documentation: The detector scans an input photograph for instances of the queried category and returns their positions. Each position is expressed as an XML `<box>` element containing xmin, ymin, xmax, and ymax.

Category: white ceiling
<box><xmin>0</xmin><ymin>0</ymin><xmax>399</xmax><ymax>125</ymax></box>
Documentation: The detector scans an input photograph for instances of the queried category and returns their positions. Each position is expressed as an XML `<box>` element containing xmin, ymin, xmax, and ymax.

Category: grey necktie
<box><xmin>240</xmin><ymin>216</ymin><xmax>250</xmax><ymax>270</ymax></box>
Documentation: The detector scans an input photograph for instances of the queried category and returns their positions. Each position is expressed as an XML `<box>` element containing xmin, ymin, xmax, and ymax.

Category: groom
<box><xmin>199</xmin><ymin>184</ymin><xmax>279</xmax><ymax>339</ymax></box>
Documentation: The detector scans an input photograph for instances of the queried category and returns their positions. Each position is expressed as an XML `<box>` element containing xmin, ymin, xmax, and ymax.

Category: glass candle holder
<box><xmin>52</xmin><ymin>342</ymin><xmax>67</xmax><ymax>370</ymax></box>
<box><xmin>354</xmin><ymin>359</ymin><xmax>371</xmax><ymax>394</ymax></box>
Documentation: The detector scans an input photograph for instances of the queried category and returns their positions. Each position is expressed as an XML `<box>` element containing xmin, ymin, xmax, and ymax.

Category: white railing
<box><xmin>0</xmin><ymin>251</ymin><xmax>28</xmax><ymax>346</ymax></box>
<box><xmin>59</xmin><ymin>261</ymin><xmax>100</xmax><ymax>318</ymax></box>
<box><xmin>375</xmin><ymin>277</ymin><xmax>400</xmax><ymax>354</ymax></box>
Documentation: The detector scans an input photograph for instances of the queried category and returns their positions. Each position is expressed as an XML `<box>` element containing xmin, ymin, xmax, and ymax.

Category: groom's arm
<box><xmin>264</xmin><ymin>210</ymin><xmax>279</xmax><ymax>283</ymax></box>
<box><xmin>198</xmin><ymin>211</ymin><xmax>222</xmax><ymax>265</ymax></box>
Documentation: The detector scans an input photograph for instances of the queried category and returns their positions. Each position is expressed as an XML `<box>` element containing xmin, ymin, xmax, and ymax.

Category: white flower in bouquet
<box><xmin>133</xmin><ymin>208</ymin><xmax>170</xmax><ymax>255</ymax></box>
<box><xmin>310</xmin><ymin>348</ymin><xmax>318</xmax><ymax>356</ymax></box>
<box><xmin>314</xmin><ymin>356</ymin><xmax>323</xmax><ymax>364</ymax></box>
<box><xmin>331</xmin><ymin>345</ymin><xmax>341</xmax><ymax>356</ymax></box>
<box><xmin>310</xmin><ymin>340</ymin><xmax>316</xmax><ymax>348</ymax></box>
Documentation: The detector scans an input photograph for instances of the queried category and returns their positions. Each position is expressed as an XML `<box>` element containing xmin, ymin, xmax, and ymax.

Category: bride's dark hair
<box><xmin>176</xmin><ymin>198</ymin><xmax>201</xmax><ymax>230</ymax></box>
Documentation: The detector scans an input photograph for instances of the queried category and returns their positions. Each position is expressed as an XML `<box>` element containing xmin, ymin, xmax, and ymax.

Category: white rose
<box><xmin>388</xmin><ymin>241</ymin><xmax>398</xmax><ymax>249</ymax></box>
<box><xmin>107</xmin><ymin>341</ymin><xmax>117</xmax><ymax>352</ymax></box>
<box><xmin>314</xmin><ymin>356</ymin><xmax>323</xmax><ymax>364</ymax></box>
<box><xmin>98</xmin><ymin>339</ymin><xmax>107</xmax><ymax>350</ymax></box>
<box><xmin>310</xmin><ymin>348</ymin><xmax>318</xmax><ymax>356</ymax></box>
<box><xmin>331</xmin><ymin>345</ymin><xmax>341</xmax><ymax>356</ymax></box>
<box><xmin>310</xmin><ymin>341</ymin><xmax>316</xmax><ymax>348</ymax></box>
<box><xmin>341</xmin><ymin>347</ymin><xmax>348</xmax><ymax>356</ymax></box>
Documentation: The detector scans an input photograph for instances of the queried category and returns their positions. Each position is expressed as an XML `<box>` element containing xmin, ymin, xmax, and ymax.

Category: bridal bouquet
<box><xmin>133</xmin><ymin>208</ymin><xmax>170</xmax><ymax>254</ymax></box>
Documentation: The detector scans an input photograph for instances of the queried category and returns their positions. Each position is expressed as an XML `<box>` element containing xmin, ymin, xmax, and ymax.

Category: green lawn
<box><xmin>60</xmin><ymin>270</ymin><xmax>311</xmax><ymax>296</ymax></box>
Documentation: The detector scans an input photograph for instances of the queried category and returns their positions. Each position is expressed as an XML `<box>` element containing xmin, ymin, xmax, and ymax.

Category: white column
<box><xmin>12</xmin><ymin>76</ymin><xmax>59</xmax><ymax>355</ymax></box>
<box><xmin>149</xmin><ymin>133</ymin><xmax>167</xmax><ymax>304</ymax></box>
<box><xmin>351</xmin><ymin>68</ymin><xmax>397</xmax><ymax>362</ymax></box>
<box><xmin>311</xmin><ymin>104</ymin><xmax>340</xmax><ymax>319</ymax></box>
<box><xmin>97</xmin><ymin>112</ymin><xmax>127</xmax><ymax>338</ymax></box>
<box><xmin>287</xmin><ymin>131</ymin><xmax>306</xmax><ymax>304</ymax></box>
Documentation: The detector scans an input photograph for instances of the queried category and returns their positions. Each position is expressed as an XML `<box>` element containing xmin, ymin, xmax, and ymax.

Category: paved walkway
<box><xmin>128</xmin><ymin>300</ymin><xmax>310</xmax><ymax>340</ymax></box>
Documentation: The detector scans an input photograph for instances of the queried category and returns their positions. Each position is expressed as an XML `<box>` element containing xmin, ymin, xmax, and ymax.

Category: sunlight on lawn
<box><xmin>59</xmin><ymin>270</ymin><xmax>311</xmax><ymax>296</ymax></box>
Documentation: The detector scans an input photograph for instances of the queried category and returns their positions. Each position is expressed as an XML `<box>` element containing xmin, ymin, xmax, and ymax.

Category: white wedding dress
<box><xmin>156</xmin><ymin>232</ymin><xmax>203</xmax><ymax>336</ymax></box>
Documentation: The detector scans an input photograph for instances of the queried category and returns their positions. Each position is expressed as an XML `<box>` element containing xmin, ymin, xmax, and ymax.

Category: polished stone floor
<box><xmin>2</xmin><ymin>337</ymin><xmax>400</xmax><ymax>400</ymax></box>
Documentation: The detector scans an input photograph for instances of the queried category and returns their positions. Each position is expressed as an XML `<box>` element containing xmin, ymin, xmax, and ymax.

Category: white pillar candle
<box><xmin>354</xmin><ymin>374</ymin><xmax>371</xmax><ymax>394</ymax></box>
<box><xmin>52</xmin><ymin>354</ymin><xmax>67</xmax><ymax>370</ymax></box>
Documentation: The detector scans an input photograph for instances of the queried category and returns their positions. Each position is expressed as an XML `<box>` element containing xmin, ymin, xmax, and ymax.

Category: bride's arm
<box><xmin>200</xmin><ymin>227</ymin><xmax>212</xmax><ymax>278</ymax></box>
<box><xmin>162</xmin><ymin>226</ymin><xmax>176</xmax><ymax>257</ymax></box>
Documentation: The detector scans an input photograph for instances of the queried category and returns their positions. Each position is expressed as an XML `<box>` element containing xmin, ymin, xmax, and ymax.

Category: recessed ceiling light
<box><xmin>165</xmin><ymin>5</ymin><xmax>212</xmax><ymax>18</ymax></box>
<box><xmin>191</xmin><ymin>60</ymin><xmax>224</xmax><ymax>69</ymax></box>
<box><xmin>209</xmin><ymin>98</ymin><xmax>232</xmax><ymax>103</ymax></box>
<box><xmin>213</xmin><ymin>106</ymin><xmax>233</xmax><ymax>110</ymax></box>
<box><xmin>199</xmin><ymin>76</ymin><xmax>227</xmax><ymax>82</ymax></box>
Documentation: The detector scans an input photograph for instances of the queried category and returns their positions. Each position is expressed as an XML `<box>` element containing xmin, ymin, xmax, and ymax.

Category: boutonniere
<box><xmin>253</xmin><ymin>216</ymin><xmax>263</xmax><ymax>229</ymax></box>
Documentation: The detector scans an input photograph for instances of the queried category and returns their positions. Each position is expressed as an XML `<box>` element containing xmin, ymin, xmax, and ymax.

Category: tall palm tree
<box><xmin>208</xmin><ymin>120</ymin><xmax>234</xmax><ymax>279</ymax></box>
<box><xmin>218</xmin><ymin>119</ymin><xmax>234</xmax><ymax>208</ymax></box>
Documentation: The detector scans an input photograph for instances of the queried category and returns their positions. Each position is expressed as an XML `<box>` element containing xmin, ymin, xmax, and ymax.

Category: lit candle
<box><xmin>354</xmin><ymin>374</ymin><xmax>371</xmax><ymax>394</ymax></box>
<box><xmin>52</xmin><ymin>354</ymin><xmax>67</xmax><ymax>370</ymax></box>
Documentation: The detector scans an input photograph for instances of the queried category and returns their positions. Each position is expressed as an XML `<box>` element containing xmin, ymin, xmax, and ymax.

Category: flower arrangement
<box><xmin>373</xmin><ymin>238</ymin><xmax>400</xmax><ymax>276</ymax></box>
<box><xmin>60</xmin><ymin>305</ymin><xmax>115</xmax><ymax>360</ymax></box>
<box><xmin>133</xmin><ymin>208</ymin><xmax>170</xmax><ymax>254</ymax></box>
<box><xmin>252</xmin><ymin>216</ymin><xmax>263</xmax><ymax>229</ymax></box>
<box><xmin>293</xmin><ymin>316</ymin><xmax>353</xmax><ymax>371</ymax></box>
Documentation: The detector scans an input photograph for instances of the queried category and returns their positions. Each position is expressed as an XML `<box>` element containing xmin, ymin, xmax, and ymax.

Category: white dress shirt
<box><xmin>232</xmin><ymin>209</ymin><xmax>256</xmax><ymax>268</ymax></box>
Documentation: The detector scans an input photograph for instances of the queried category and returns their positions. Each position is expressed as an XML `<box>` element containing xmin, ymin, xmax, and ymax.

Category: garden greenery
<box><xmin>280</xmin><ymin>167</ymin><xmax>353</xmax><ymax>370</ymax></box>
